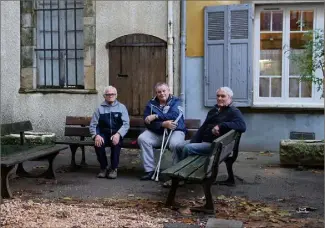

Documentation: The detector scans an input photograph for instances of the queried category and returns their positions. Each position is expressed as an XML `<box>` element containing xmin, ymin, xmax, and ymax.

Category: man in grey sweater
<box><xmin>89</xmin><ymin>86</ymin><xmax>130</xmax><ymax>179</ymax></box>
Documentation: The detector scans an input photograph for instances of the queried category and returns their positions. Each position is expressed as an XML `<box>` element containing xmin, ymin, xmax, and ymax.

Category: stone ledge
<box><xmin>1</xmin><ymin>131</ymin><xmax>56</xmax><ymax>145</ymax></box>
<box><xmin>206</xmin><ymin>218</ymin><xmax>244</xmax><ymax>228</ymax></box>
<box><xmin>280</xmin><ymin>140</ymin><xmax>324</xmax><ymax>167</ymax></box>
<box><xmin>19</xmin><ymin>88</ymin><xmax>98</xmax><ymax>94</ymax></box>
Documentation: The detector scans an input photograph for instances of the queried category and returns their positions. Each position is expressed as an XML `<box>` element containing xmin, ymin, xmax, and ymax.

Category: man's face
<box><xmin>104</xmin><ymin>88</ymin><xmax>117</xmax><ymax>103</ymax></box>
<box><xmin>156</xmin><ymin>85</ymin><xmax>170</xmax><ymax>103</ymax></box>
<box><xmin>216</xmin><ymin>90</ymin><xmax>231</xmax><ymax>107</ymax></box>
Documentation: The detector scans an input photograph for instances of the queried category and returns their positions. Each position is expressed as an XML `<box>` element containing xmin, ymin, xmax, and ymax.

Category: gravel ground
<box><xmin>1</xmin><ymin>198</ymin><xmax>178</xmax><ymax>228</ymax></box>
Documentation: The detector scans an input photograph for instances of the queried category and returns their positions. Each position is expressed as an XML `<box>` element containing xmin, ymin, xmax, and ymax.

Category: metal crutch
<box><xmin>152</xmin><ymin>107</ymin><xmax>184</xmax><ymax>181</ymax></box>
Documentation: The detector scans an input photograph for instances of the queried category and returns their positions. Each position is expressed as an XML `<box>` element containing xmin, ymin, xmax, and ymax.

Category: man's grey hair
<box><xmin>217</xmin><ymin>86</ymin><xmax>233</xmax><ymax>98</ymax></box>
<box><xmin>154</xmin><ymin>82</ymin><xmax>169</xmax><ymax>91</ymax></box>
<box><xmin>103</xmin><ymin>85</ymin><xmax>117</xmax><ymax>95</ymax></box>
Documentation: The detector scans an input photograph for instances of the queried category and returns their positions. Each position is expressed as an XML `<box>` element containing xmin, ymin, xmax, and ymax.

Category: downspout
<box><xmin>180</xmin><ymin>0</ymin><xmax>186</xmax><ymax>117</ymax></box>
<box><xmin>167</xmin><ymin>0</ymin><xmax>174</xmax><ymax>94</ymax></box>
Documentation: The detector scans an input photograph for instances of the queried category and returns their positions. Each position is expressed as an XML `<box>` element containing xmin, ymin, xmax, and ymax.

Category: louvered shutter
<box><xmin>204</xmin><ymin>4</ymin><xmax>253</xmax><ymax>107</ymax></box>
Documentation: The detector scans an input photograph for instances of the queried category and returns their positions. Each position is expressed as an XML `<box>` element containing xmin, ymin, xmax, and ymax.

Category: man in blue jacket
<box><xmin>137</xmin><ymin>82</ymin><xmax>186</xmax><ymax>181</ymax></box>
<box><xmin>89</xmin><ymin>86</ymin><xmax>130</xmax><ymax>179</ymax></box>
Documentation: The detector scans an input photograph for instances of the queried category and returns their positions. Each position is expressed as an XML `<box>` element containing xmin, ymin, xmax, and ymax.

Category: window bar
<box><xmin>65</xmin><ymin>0</ymin><xmax>68</xmax><ymax>86</ymax></box>
<box><xmin>74</xmin><ymin>0</ymin><xmax>77</xmax><ymax>86</ymax></box>
<box><xmin>58</xmin><ymin>0</ymin><xmax>61</xmax><ymax>87</ymax></box>
<box><xmin>43</xmin><ymin>0</ymin><xmax>47</xmax><ymax>86</ymax></box>
<box><xmin>50</xmin><ymin>0</ymin><xmax>53</xmax><ymax>86</ymax></box>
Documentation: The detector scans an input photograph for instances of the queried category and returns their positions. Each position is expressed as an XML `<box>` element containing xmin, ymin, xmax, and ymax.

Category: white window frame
<box><xmin>253</xmin><ymin>4</ymin><xmax>324</xmax><ymax>108</ymax></box>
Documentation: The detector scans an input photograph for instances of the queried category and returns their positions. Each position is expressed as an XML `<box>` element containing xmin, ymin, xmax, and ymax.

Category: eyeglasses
<box><xmin>217</xmin><ymin>94</ymin><xmax>226</xmax><ymax>98</ymax></box>
<box><xmin>104</xmin><ymin>93</ymin><xmax>116</xmax><ymax>96</ymax></box>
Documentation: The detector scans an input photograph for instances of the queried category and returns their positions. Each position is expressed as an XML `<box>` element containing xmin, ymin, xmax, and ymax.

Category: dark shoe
<box><xmin>140</xmin><ymin>171</ymin><xmax>154</xmax><ymax>180</ymax></box>
<box><xmin>97</xmin><ymin>169</ymin><xmax>107</xmax><ymax>178</ymax></box>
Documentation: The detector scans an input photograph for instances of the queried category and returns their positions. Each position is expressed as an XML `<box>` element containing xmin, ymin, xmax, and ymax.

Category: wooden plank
<box><xmin>187</xmin><ymin>165</ymin><xmax>206</xmax><ymax>181</ymax></box>
<box><xmin>161</xmin><ymin>155</ymin><xmax>200</xmax><ymax>175</ymax></box>
<box><xmin>1</xmin><ymin>145</ymin><xmax>68</xmax><ymax>166</ymax></box>
<box><xmin>66</xmin><ymin>116</ymin><xmax>91</xmax><ymax>126</ymax></box>
<box><xmin>173</xmin><ymin>156</ymin><xmax>207</xmax><ymax>179</ymax></box>
<box><xmin>64</xmin><ymin>127</ymin><xmax>91</xmax><ymax>137</ymax></box>
<box><xmin>1</xmin><ymin>121</ymin><xmax>33</xmax><ymax>136</ymax></box>
<box><xmin>55</xmin><ymin>140</ymin><xmax>94</xmax><ymax>146</ymax></box>
<box><xmin>185</xmin><ymin>119</ymin><xmax>201</xmax><ymax>129</ymax></box>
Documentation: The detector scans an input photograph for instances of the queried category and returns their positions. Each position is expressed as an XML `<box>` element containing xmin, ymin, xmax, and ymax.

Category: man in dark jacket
<box><xmin>177</xmin><ymin>86</ymin><xmax>246</xmax><ymax>162</ymax></box>
<box><xmin>137</xmin><ymin>82</ymin><xmax>187</xmax><ymax>180</ymax></box>
<box><xmin>89</xmin><ymin>86</ymin><xmax>130</xmax><ymax>179</ymax></box>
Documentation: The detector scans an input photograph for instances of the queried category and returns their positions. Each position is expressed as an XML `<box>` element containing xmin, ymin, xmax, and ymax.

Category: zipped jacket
<box><xmin>190</xmin><ymin>103</ymin><xmax>246</xmax><ymax>143</ymax></box>
<box><xmin>89</xmin><ymin>100</ymin><xmax>130</xmax><ymax>139</ymax></box>
<box><xmin>143</xmin><ymin>95</ymin><xmax>186</xmax><ymax>135</ymax></box>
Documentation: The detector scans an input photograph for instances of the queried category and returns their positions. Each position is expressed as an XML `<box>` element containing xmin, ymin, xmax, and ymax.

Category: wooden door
<box><xmin>107</xmin><ymin>34</ymin><xmax>167</xmax><ymax>116</ymax></box>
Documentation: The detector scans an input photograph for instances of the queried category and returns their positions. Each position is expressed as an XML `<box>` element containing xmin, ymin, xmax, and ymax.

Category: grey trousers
<box><xmin>137</xmin><ymin>130</ymin><xmax>185</xmax><ymax>172</ymax></box>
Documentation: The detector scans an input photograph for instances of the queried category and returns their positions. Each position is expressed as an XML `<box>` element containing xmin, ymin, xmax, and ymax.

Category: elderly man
<box><xmin>89</xmin><ymin>86</ymin><xmax>130</xmax><ymax>179</ymax></box>
<box><xmin>177</xmin><ymin>86</ymin><xmax>246</xmax><ymax>161</ymax></box>
<box><xmin>137</xmin><ymin>82</ymin><xmax>186</xmax><ymax>181</ymax></box>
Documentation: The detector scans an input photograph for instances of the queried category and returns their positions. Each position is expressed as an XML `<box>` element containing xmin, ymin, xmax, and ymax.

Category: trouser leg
<box><xmin>137</xmin><ymin>130</ymin><xmax>162</xmax><ymax>172</ymax></box>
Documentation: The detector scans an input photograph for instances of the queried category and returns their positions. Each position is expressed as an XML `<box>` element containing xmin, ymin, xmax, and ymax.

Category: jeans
<box><xmin>175</xmin><ymin>140</ymin><xmax>212</xmax><ymax>161</ymax></box>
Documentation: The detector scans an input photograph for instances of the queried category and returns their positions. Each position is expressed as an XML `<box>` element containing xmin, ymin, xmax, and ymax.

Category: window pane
<box><xmin>302</xmin><ymin>11</ymin><xmax>313</xmax><ymax>31</ymax></box>
<box><xmin>259</xmin><ymin>78</ymin><xmax>270</xmax><ymax>97</ymax></box>
<box><xmin>301</xmin><ymin>81</ymin><xmax>312</xmax><ymax>97</ymax></box>
<box><xmin>290</xmin><ymin>32</ymin><xmax>309</xmax><ymax>49</ymax></box>
<box><xmin>261</xmin><ymin>11</ymin><xmax>271</xmax><ymax>31</ymax></box>
<box><xmin>271</xmin><ymin>78</ymin><xmax>282</xmax><ymax>97</ymax></box>
<box><xmin>272</xmin><ymin>11</ymin><xmax>283</xmax><ymax>31</ymax></box>
<box><xmin>260</xmin><ymin>33</ymin><xmax>282</xmax><ymax>76</ymax></box>
<box><xmin>289</xmin><ymin>78</ymin><xmax>299</xmax><ymax>97</ymax></box>
<box><xmin>290</xmin><ymin>10</ymin><xmax>301</xmax><ymax>31</ymax></box>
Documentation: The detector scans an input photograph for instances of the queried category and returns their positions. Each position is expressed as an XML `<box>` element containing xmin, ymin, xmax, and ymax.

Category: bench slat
<box><xmin>187</xmin><ymin>165</ymin><xmax>206</xmax><ymax>181</ymax></box>
<box><xmin>173</xmin><ymin>156</ymin><xmax>207</xmax><ymax>179</ymax></box>
<box><xmin>64</xmin><ymin>126</ymin><xmax>91</xmax><ymax>137</ymax></box>
<box><xmin>1</xmin><ymin>121</ymin><xmax>33</xmax><ymax>136</ymax></box>
<box><xmin>1</xmin><ymin>145</ymin><xmax>68</xmax><ymax>166</ymax></box>
<box><xmin>66</xmin><ymin>116</ymin><xmax>92</xmax><ymax>126</ymax></box>
<box><xmin>184</xmin><ymin>119</ymin><xmax>201</xmax><ymax>129</ymax></box>
<box><xmin>161</xmin><ymin>155</ymin><xmax>200</xmax><ymax>175</ymax></box>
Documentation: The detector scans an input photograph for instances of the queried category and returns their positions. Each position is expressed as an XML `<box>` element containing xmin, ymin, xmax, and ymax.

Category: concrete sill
<box><xmin>19</xmin><ymin>88</ymin><xmax>98</xmax><ymax>94</ymax></box>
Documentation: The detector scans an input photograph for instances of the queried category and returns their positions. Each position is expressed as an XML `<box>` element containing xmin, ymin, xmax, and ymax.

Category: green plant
<box><xmin>288</xmin><ymin>29</ymin><xmax>324</xmax><ymax>96</ymax></box>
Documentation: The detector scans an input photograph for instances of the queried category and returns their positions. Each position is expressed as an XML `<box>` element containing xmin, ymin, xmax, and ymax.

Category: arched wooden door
<box><xmin>107</xmin><ymin>34</ymin><xmax>167</xmax><ymax>117</ymax></box>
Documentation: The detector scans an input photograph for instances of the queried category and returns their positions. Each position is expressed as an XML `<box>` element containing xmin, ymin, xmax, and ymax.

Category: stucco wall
<box><xmin>1</xmin><ymin>1</ymin><xmax>180</xmax><ymax>137</ymax></box>
<box><xmin>185</xmin><ymin>57</ymin><xmax>324</xmax><ymax>152</ymax></box>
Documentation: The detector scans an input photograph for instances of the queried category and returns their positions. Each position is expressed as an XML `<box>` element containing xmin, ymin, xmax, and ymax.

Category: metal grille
<box><xmin>35</xmin><ymin>0</ymin><xmax>84</xmax><ymax>89</ymax></box>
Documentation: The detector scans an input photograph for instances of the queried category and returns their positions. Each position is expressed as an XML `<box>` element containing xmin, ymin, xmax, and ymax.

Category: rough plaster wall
<box><xmin>0</xmin><ymin>1</ymin><xmax>97</xmax><ymax>136</ymax></box>
<box><xmin>96</xmin><ymin>1</ymin><xmax>180</xmax><ymax>96</ymax></box>
<box><xmin>185</xmin><ymin>57</ymin><xmax>324</xmax><ymax>152</ymax></box>
<box><xmin>1</xmin><ymin>1</ymin><xmax>20</xmax><ymax>124</ymax></box>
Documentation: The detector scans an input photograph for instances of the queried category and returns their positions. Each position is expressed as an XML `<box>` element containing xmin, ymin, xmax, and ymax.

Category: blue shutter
<box><xmin>228</xmin><ymin>4</ymin><xmax>253</xmax><ymax>107</ymax></box>
<box><xmin>204</xmin><ymin>4</ymin><xmax>253</xmax><ymax>107</ymax></box>
<box><xmin>204</xmin><ymin>6</ymin><xmax>227</xmax><ymax>107</ymax></box>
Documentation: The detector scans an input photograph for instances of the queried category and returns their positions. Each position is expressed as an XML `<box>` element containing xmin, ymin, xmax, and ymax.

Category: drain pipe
<box><xmin>180</xmin><ymin>0</ymin><xmax>186</xmax><ymax>117</ymax></box>
<box><xmin>167</xmin><ymin>0</ymin><xmax>174</xmax><ymax>94</ymax></box>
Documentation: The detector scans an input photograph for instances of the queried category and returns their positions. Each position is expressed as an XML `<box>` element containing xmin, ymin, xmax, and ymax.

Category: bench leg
<box><xmin>69</xmin><ymin>145</ymin><xmax>80</xmax><ymax>170</ymax></box>
<box><xmin>190</xmin><ymin>182</ymin><xmax>215</xmax><ymax>214</ymax></box>
<box><xmin>1</xmin><ymin>165</ymin><xmax>15</xmax><ymax>198</ymax></box>
<box><xmin>39</xmin><ymin>152</ymin><xmax>59</xmax><ymax>179</ymax></box>
<box><xmin>80</xmin><ymin>146</ymin><xmax>88</xmax><ymax>167</ymax></box>
<box><xmin>165</xmin><ymin>178</ymin><xmax>179</xmax><ymax>207</ymax></box>
<box><xmin>215</xmin><ymin>158</ymin><xmax>235</xmax><ymax>186</ymax></box>
<box><xmin>16</xmin><ymin>163</ymin><xmax>30</xmax><ymax>177</ymax></box>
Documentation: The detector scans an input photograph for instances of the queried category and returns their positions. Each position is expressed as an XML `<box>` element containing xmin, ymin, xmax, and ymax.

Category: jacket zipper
<box><xmin>110</xmin><ymin>112</ymin><xmax>112</xmax><ymax>135</ymax></box>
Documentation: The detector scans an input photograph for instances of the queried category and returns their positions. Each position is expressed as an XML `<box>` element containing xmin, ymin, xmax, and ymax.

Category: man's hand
<box><xmin>95</xmin><ymin>135</ymin><xmax>104</xmax><ymax>147</ymax></box>
<box><xmin>145</xmin><ymin>114</ymin><xmax>157</xmax><ymax>124</ymax></box>
<box><xmin>111</xmin><ymin>133</ymin><xmax>120</xmax><ymax>146</ymax></box>
<box><xmin>212</xmin><ymin>125</ymin><xmax>220</xmax><ymax>136</ymax></box>
<box><xmin>162</xmin><ymin>120</ymin><xmax>177</xmax><ymax>130</ymax></box>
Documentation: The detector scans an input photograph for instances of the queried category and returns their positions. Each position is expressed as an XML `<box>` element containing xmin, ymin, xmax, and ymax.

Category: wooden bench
<box><xmin>55</xmin><ymin>116</ymin><xmax>201</xmax><ymax>169</ymax></box>
<box><xmin>161</xmin><ymin>130</ymin><xmax>242</xmax><ymax>214</ymax></box>
<box><xmin>1</xmin><ymin>121</ymin><xmax>68</xmax><ymax>199</ymax></box>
